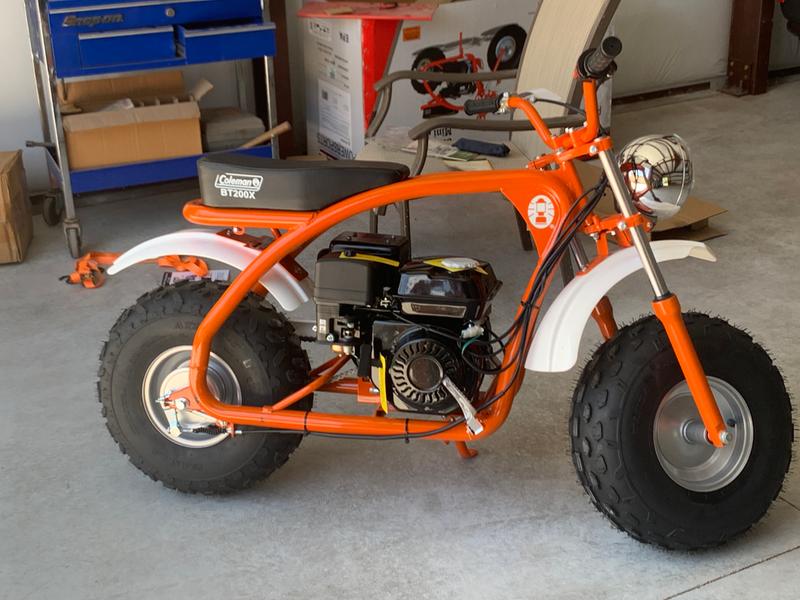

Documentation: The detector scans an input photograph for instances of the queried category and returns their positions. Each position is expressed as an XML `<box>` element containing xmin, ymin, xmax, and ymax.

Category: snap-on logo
<box><xmin>63</xmin><ymin>14</ymin><xmax>124</xmax><ymax>27</ymax></box>
<box><xmin>214</xmin><ymin>173</ymin><xmax>263</xmax><ymax>200</ymax></box>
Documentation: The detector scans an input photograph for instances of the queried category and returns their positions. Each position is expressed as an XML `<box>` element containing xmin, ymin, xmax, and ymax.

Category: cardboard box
<box><xmin>61</xmin><ymin>71</ymin><xmax>203</xmax><ymax>170</ymax></box>
<box><xmin>201</xmin><ymin>107</ymin><xmax>266</xmax><ymax>152</ymax></box>
<box><xmin>58</xmin><ymin>71</ymin><xmax>186</xmax><ymax>107</ymax></box>
<box><xmin>0</xmin><ymin>151</ymin><xmax>33</xmax><ymax>264</ymax></box>
<box><xmin>300</xmin><ymin>0</ymin><xmax>539</xmax><ymax>160</ymax></box>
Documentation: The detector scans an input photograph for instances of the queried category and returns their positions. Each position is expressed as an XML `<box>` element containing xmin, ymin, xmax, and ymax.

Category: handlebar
<box><xmin>577</xmin><ymin>36</ymin><xmax>622</xmax><ymax>80</ymax></box>
<box><xmin>462</xmin><ymin>36</ymin><xmax>621</xmax><ymax>119</ymax></box>
<box><xmin>455</xmin><ymin>37</ymin><xmax>620</xmax><ymax>157</ymax></box>
<box><xmin>463</xmin><ymin>95</ymin><xmax>504</xmax><ymax>116</ymax></box>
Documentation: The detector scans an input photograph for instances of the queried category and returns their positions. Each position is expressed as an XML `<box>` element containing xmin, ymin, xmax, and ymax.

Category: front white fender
<box><xmin>526</xmin><ymin>240</ymin><xmax>717</xmax><ymax>373</ymax></box>
<box><xmin>107</xmin><ymin>230</ymin><xmax>311</xmax><ymax>312</ymax></box>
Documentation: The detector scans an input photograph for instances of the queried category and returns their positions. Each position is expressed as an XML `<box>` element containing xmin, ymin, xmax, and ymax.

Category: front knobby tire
<box><xmin>98</xmin><ymin>280</ymin><xmax>312</xmax><ymax>494</ymax></box>
<box><xmin>571</xmin><ymin>312</ymin><xmax>793</xmax><ymax>550</ymax></box>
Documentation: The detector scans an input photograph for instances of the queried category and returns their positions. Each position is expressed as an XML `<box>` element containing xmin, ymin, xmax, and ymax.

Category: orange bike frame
<box><xmin>173</xmin><ymin>80</ymin><xmax>728</xmax><ymax>446</ymax></box>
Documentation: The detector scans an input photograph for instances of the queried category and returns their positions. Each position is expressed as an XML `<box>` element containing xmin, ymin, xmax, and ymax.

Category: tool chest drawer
<box><xmin>177</xmin><ymin>23</ymin><xmax>276</xmax><ymax>63</ymax></box>
<box><xmin>46</xmin><ymin>0</ymin><xmax>272</xmax><ymax>78</ymax></box>
<box><xmin>48</xmin><ymin>0</ymin><xmax>263</xmax><ymax>31</ymax></box>
<box><xmin>78</xmin><ymin>27</ymin><xmax>177</xmax><ymax>69</ymax></box>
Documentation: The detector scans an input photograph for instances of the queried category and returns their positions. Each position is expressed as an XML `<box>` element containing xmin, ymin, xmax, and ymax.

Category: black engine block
<box><xmin>312</xmin><ymin>232</ymin><xmax>501</xmax><ymax>415</ymax></box>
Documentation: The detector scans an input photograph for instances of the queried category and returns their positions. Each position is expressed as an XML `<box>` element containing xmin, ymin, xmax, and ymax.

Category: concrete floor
<box><xmin>2</xmin><ymin>79</ymin><xmax>799</xmax><ymax>600</ymax></box>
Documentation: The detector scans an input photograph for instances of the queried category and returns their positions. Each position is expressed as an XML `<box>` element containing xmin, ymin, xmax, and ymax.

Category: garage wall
<box><xmin>614</xmin><ymin>0</ymin><xmax>800</xmax><ymax>97</ymax></box>
<box><xmin>2</xmin><ymin>0</ymin><xmax>799</xmax><ymax>191</ymax></box>
<box><xmin>613</xmin><ymin>0</ymin><xmax>735</xmax><ymax>96</ymax></box>
<box><xmin>2</xmin><ymin>1</ymin><xmax>47</xmax><ymax>191</ymax></box>
<box><xmin>770</xmin><ymin>3</ymin><xmax>800</xmax><ymax>69</ymax></box>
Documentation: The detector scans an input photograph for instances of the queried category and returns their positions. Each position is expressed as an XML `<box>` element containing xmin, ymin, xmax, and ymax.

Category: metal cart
<box><xmin>24</xmin><ymin>0</ymin><xmax>280</xmax><ymax>257</ymax></box>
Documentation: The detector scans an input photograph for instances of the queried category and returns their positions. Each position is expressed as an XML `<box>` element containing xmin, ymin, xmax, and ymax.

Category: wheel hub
<box><xmin>653</xmin><ymin>377</ymin><xmax>753</xmax><ymax>492</ymax></box>
<box><xmin>142</xmin><ymin>346</ymin><xmax>242</xmax><ymax>448</ymax></box>
<box><xmin>494</xmin><ymin>36</ymin><xmax>518</xmax><ymax>62</ymax></box>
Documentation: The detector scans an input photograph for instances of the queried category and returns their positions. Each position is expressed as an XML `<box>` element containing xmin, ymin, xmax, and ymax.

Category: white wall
<box><xmin>613</xmin><ymin>0</ymin><xmax>735</xmax><ymax>96</ymax></box>
<box><xmin>771</xmin><ymin>2</ymin><xmax>800</xmax><ymax>69</ymax></box>
<box><xmin>614</xmin><ymin>0</ymin><xmax>800</xmax><ymax>97</ymax></box>
<box><xmin>2</xmin><ymin>1</ymin><xmax>49</xmax><ymax>191</ymax></box>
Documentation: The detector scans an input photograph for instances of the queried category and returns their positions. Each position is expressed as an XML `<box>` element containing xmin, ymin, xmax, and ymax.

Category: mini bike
<box><xmin>410</xmin><ymin>26</ymin><xmax>527</xmax><ymax>117</ymax></box>
<box><xmin>100</xmin><ymin>38</ymin><xmax>793</xmax><ymax>550</ymax></box>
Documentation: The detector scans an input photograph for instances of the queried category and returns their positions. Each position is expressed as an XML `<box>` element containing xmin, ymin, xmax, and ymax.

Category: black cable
<box><xmin>515</xmin><ymin>93</ymin><xmax>586</xmax><ymax>118</ymax></box>
<box><xmin>293</xmin><ymin>180</ymin><xmax>608</xmax><ymax>442</ymax></box>
<box><xmin>461</xmin><ymin>179</ymin><xmax>606</xmax><ymax>381</ymax></box>
<box><xmin>388</xmin><ymin>311</ymin><xmax>465</xmax><ymax>343</ymax></box>
<box><xmin>531</xmin><ymin>97</ymin><xmax>587</xmax><ymax>117</ymax></box>
<box><xmin>471</xmin><ymin>179</ymin><xmax>606</xmax><ymax>346</ymax></box>
<box><xmin>392</xmin><ymin>179</ymin><xmax>603</xmax><ymax>362</ymax></box>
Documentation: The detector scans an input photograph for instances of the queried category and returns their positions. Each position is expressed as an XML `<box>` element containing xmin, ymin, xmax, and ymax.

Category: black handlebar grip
<box><xmin>578</xmin><ymin>36</ymin><xmax>623</xmax><ymax>79</ymax></box>
<box><xmin>464</xmin><ymin>96</ymin><xmax>503</xmax><ymax>116</ymax></box>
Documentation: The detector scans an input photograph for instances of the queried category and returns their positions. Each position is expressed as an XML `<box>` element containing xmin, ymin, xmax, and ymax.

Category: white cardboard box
<box><xmin>301</xmin><ymin>1</ymin><xmax>540</xmax><ymax>160</ymax></box>
<box><xmin>303</xmin><ymin>17</ymin><xmax>365</xmax><ymax>159</ymax></box>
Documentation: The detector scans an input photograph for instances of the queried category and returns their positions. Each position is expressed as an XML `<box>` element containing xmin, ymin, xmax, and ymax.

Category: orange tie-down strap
<box><xmin>61</xmin><ymin>252</ymin><xmax>209</xmax><ymax>289</ymax></box>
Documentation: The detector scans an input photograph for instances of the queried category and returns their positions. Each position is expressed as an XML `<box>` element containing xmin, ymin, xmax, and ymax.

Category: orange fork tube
<box><xmin>652</xmin><ymin>295</ymin><xmax>727</xmax><ymax>447</ymax></box>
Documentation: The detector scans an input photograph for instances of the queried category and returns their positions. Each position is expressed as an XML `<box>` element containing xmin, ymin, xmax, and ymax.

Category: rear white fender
<box><xmin>526</xmin><ymin>240</ymin><xmax>717</xmax><ymax>373</ymax></box>
<box><xmin>107</xmin><ymin>229</ymin><xmax>311</xmax><ymax>312</ymax></box>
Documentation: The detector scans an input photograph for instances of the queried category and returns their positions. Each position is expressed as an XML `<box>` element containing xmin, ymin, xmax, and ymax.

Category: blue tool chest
<box><xmin>47</xmin><ymin>0</ymin><xmax>275</xmax><ymax>78</ymax></box>
<box><xmin>26</xmin><ymin>0</ymin><xmax>280</xmax><ymax>256</ymax></box>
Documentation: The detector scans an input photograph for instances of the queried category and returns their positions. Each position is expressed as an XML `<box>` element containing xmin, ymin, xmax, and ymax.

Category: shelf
<box><xmin>54</xmin><ymin>145</ymin><xmax>273</xmax><ymax>195</ymax></box>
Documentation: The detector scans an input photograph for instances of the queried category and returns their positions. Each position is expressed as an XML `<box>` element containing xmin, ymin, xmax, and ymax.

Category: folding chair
<box><xmin>361</xmin><ymin>0</ymin><xmax>621</xmax><ymax>249</ymax></box>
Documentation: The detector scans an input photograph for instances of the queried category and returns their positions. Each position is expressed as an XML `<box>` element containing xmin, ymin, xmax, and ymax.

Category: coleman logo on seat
<box><xmin>214</xmin><ymin>173</ymin><xmax>264</xmax><ymax>200</ymax></box>
<box><xmin>62</xmin><ymin>14</ymin><xmax>124</xmax><ymax>27</ymax></box>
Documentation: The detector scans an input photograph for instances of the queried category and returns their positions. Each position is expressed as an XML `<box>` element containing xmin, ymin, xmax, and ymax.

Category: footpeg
<box><xmin>442</xmin><ymin>376</ymin><xmax>484</xmax><ymax>435</ymax></box>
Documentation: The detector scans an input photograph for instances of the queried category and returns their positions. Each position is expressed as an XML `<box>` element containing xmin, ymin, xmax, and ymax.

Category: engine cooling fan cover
<box><xmin>389</xmin><ymin>332</ymin><xmax>466</xmax><ymax>413</ymax></box>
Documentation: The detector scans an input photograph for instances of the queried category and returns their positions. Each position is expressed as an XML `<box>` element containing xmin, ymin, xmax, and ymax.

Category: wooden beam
<box><xmin>724</xmin><ymin>0</ymin><xmax>775</xmax><ymax>96</ymax></box>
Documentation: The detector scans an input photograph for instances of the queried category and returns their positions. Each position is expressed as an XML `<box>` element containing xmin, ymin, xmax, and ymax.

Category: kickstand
<box><xmin>454</xmin><ymin>441</ymin><xmax>478</xmax><ymax>459</ymax></box>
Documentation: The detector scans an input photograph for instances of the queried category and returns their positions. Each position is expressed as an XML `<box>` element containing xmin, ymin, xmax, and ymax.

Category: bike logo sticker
<box><xmin>528</xmin><ymin>195</ymin><xmax>555</xmax><ymax>229</ymax></box>
<box><xmin>214</xmin><ymin>173</ymin><xmax>264</xmax><ymax>200</ymax></box>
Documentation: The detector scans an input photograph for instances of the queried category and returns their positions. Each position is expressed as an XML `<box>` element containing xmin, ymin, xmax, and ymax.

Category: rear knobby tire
<box><xmin>571</xmin><ymin>312</ymin><xmax>793</xmax><ymax>550</ymax></box>
<box><xmin>98</xmin><ymin>280</ymin><xmax>312</xmax><ymax>494</ymax></box>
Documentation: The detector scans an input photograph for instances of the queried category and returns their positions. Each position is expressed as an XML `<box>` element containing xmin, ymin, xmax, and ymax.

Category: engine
<box><xmin>313</xmin><ymin>232</ymin><xmax>502</xmax><ymax>415</ymax></box>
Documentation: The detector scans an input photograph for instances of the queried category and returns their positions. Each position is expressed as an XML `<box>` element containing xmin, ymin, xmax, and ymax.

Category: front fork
<box><xmin>597</xmin><ymin>150</ymin><xmax>729</xmax><ymax>447</ymax></box>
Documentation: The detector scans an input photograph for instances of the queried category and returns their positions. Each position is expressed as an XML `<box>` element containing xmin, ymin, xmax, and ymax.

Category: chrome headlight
<box><xmin>617</xmin><ymin>134</ymin><xmax>693</xmax><ymax>219</ymax></box>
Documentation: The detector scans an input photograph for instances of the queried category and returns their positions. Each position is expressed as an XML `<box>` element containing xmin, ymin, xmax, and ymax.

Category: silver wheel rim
<box><xmin>653</xmin><ymin>377</ymin><xmax>753</xmax><ymax>492</ymax></box>
<box><xmin>494</xmin><ymin>36</ymin><xmax>518</xmax><ymax>63</ymax></box>
<box><xmin>142</xmin><ymin>346</ymin><xmax>242</xmax><ymax>449</ymax></box>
